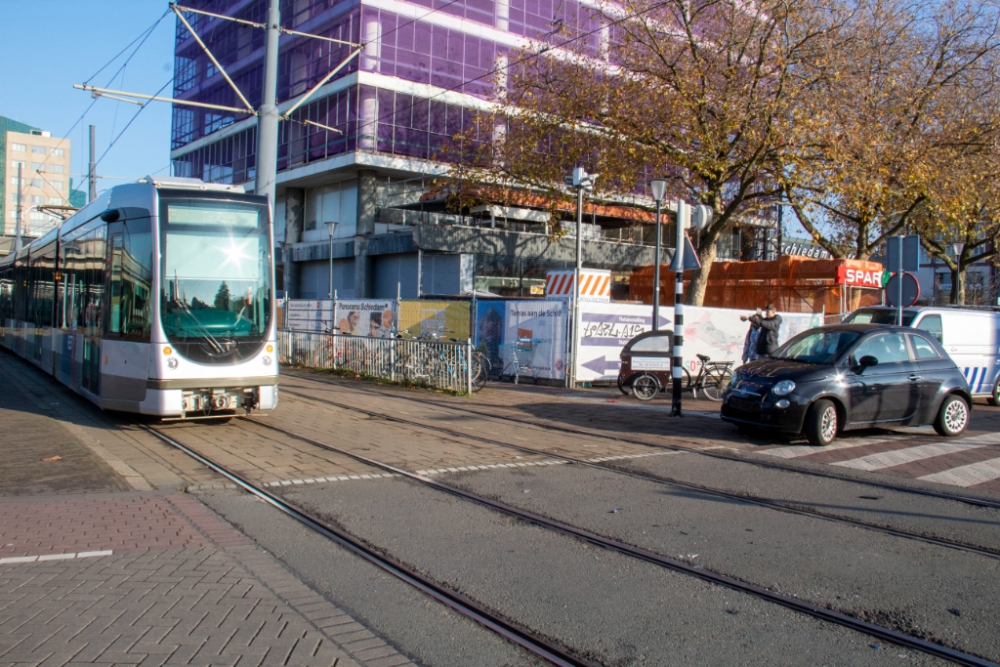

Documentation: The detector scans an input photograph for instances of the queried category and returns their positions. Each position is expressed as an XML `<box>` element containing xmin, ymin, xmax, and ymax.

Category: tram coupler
<box><xmin>241</xmin><ymin>388</ymin><xmax>260</xmax><ymax>416</ymax></box>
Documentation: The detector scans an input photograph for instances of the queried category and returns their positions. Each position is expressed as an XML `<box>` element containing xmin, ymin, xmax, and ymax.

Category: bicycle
<box><xmin>501</xmin><ymin>338</ymin><xmax>542</xmax><ymax>384</ymax></box>
<box><xmin>630</xmin><ymin>354</ymin><xmax>733</xmax><ymax>402</ymax></box>
<box><xmin>398</xmin><ymin>327</ymin><xmax>488</xmax><ymax>392</ymax></box>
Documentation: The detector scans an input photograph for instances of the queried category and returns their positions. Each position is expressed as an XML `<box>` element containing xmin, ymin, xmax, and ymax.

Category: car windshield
<box><xmin>845</xmin><ymin>309</ymin><xmax>917</xmax><ymax>326</ymax></box>
<box><xmin>772</xmin><ymin>330</ymin><xmax>862</xmax><ymax>364</ymax></box>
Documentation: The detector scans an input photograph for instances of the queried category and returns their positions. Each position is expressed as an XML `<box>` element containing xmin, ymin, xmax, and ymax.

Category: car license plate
<box><xmin>728</xmin><ymin>396</ymin><xmax>760</xmax><ymax>413</ymax></box>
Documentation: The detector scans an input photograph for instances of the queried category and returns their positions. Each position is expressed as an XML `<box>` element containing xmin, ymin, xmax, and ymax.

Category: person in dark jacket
<box><xmin>741</xmin><ymin>305</ymin><xmax>782</xmax><ymax>358</ymax></box>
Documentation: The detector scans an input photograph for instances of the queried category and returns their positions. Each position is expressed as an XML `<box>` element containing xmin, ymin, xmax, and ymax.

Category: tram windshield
<box><xmin>160</xmin><ymin>197</ymin><xmax>271</xmax><ymax>363</ymax></box>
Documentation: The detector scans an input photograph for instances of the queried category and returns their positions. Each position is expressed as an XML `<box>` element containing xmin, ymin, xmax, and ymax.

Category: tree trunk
<box><xmin>686</xmin><ymin>239</ymin><xmax>718</xmax><ymax>306</ymax></box>
<box><xmin>950</xmin><ymin>266</ymin><xmax>965</xmax><ymax>305</ymax></box>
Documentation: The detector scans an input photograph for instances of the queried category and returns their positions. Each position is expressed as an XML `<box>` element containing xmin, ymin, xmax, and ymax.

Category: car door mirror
<box><xmin>858</xmin><ymin>355</ymin><xmax>879</xmax><ymax>371</ymax></box>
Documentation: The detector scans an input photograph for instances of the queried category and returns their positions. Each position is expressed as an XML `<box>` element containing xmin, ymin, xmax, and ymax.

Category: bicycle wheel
<box><xmin>699</xmin><ymin>368</ymin><xmax>733</xmax><ymax>402</ymax></box>
<box><xmin>679</xmin><ymin>365</ymin><xmax>692</xmax><ymax>390</ymax></box>
<box><xmin>617</xmin><ymin>373</ymin><xmax>630</xmax><ymax>395</ymax></box>
<box><xmin>471</xmin><ymin>353</ymin><xmax>489</xmax><ymax>392</ymax></box>
<box><xmin>631</xmin><ymin>373</ymin><xmax>660</xmax><ymax>401</ymax></box>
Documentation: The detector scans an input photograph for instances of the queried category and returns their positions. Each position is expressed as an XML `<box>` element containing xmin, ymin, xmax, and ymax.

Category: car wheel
<box><xmin>632</xmin><ymin>374</ymin><xmax>660</xmax><ymax>401</ymax></box>
<box><xmin>804</xmin><ymin>399</ymin><xmax>838</xmax><ymax>446</ymax></box>
<box><xmin>934</xmin><ymin>394</ymin><xmax>969</xmax><ymax>436</ymax></box>
<box><xmin>989</xmin><ymin>376</ymin><xmax>1000</xmax><ymax>407</ymax></box>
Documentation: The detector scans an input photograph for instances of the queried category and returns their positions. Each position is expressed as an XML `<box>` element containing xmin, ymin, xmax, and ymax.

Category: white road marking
<box><xmin>760</xmin><ymin>438</ymin><xmax>895</xmax><ymax>459</ymax></box>
<box><xmin>0</xmin><ymin>550</ymin><xmax>113</xmax><ymax>565</ymax></box>
<box><xmin>832</xmin><ymin>440</ymin><xmax>994</xmax><ymax>472</ymax></box>
<box><xmin>918</xmin><ymin>457</ymin><xmax>1000</xmax><ymax>487</ymax></box>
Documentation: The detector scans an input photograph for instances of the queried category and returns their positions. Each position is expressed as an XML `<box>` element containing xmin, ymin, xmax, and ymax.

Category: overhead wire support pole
<box><xmin>256</xmin><ymin>0</ymin><xmax>281</xmax><ymax>203</ymax></box>
<box><xmin>171</xmin><ymin>4</ymin><xmax>255</xmax><ymax>113</ymax></box>
<box><xmin>73</xmin><ymin>85</ymin><xmax>255</xmax><ymax>115</ymax></box>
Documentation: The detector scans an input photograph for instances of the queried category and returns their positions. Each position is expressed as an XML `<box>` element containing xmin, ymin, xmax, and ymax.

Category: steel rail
<box><xmin>138</xmin><ymin>424</ymin><xmax>595</xmax><ymax>667</ymax></box>
<box><xmin>284</xmin><ymin>370</ymin><xmax>1000</xmax><ymax>511</ymax></box>
<box><xmin>239</xmin><ymin>416</ymin><xmax>1000</xmax><ymax>667</ymax></box>
<box><xmin>275</xmin><ymin>388</ymin><xmax>1000</xmax><ymax>561</ymax></box>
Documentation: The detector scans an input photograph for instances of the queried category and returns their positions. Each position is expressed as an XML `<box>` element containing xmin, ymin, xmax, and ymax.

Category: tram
<box><xmin>0</xmin><ymin>176</ymin><xmax>278</xmax><ymax>418</ymax></box>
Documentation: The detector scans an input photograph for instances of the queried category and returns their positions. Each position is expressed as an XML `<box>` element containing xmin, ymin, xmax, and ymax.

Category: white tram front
<box><xmin>0</xmin><ymin>176</ymin><xmax>278</xmax><ymax>418</ymax></box>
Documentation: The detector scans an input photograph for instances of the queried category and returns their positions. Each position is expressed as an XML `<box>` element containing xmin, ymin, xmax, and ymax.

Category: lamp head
<box><xmin>650</xmin><ymin>179</ymin><xmax>667</xmax><ymax>202</ymax></box>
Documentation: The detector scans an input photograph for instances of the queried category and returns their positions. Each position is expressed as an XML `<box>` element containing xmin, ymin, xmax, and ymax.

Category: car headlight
<box><xmin>773</xmin><ymin>379</ymin><xmax>796</xmax><ymax>396</ymax></box>
<box><xmin>729</xmin><ymin>371</ymin><xmax>741</xmax><ymax>389</ymax></box>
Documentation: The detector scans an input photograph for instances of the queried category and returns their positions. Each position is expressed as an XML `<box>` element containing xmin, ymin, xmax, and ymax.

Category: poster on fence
<box><xmin>475</xmin><ymin>300</ymin><xmax>567</xmax><ymax>380</ymax></box>
<box><xmin>398</xmin><ymin>300</ymin><xmax>471</xmax><ymax>340</ymax></box>
<box><xmin>575</xmin><ymin>303</ymin><xmax>824</xmax><ymax>383</ymax></box>
<box><xmin>334</xmin><ymin>300</ymin><xmax>397</xmax><ymax>337</ymax></box>
<box><xmin>285</xmin><ymin>299</ymin><xmax>334</xmax><ymax>332</ymax></box>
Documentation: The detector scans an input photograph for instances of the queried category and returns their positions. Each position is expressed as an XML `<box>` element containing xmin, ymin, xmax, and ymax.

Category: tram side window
<box><xmin>117</xmin><ymin>219</ymin><xmax>153</xmax><ymax>340</ymax></box>
<box><xmin>28</xmin><ymin>247</ymin><xmax>55</xmax><ymax>328</ymax></box>
<box><xmin>58</xmin><ymin>239</ymin><xmax>85</xmax><ymax>330</ymax></box>
<box><xmin>78</xmin><ymin>228</ymin><xmax>106</xmax><ymax>334</ymax></box>
<box><xmin>0</xmin><ymin>266</ymin><xmax>12</xmax><ymax>323</ymax></box>
<box><xmin>12</xmin><ymin>262</ymin><xmax>27</xmax><ymax>321</ymax></box>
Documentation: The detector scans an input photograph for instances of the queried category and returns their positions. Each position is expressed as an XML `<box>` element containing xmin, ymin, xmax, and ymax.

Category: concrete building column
<box><xmin>284</xmin><ymin>187</ymin><xmax>305</xmax><ymax>298</ymax></box>
<box><xmin>353</xmin><ymin>170</ymin><xmax>378</xmax><ymax>298</ymax></box>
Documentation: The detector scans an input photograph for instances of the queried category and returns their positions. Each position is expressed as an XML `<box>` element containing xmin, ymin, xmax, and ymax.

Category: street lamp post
<box><xmin>649</xmin><ymin>179</ymin><xmax>667</xmax><ymax>331</ymax></box>
<box><xmin>326</xmin><ymin>221</ymin><xmax>338</xmax><ymax>299</ymax></box>
<box><xmin>565</xmin><ymin>167</ymin><xmax>597</xmax><ymax>388</ymax></box>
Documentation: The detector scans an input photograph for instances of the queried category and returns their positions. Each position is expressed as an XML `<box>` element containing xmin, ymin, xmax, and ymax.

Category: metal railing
<box><xmin>278</xmin><ymin>329</ymin><xmax>473</xmax><ymax>394</ymax></box>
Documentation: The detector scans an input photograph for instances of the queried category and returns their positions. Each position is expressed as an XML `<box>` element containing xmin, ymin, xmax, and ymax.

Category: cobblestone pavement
<box><xmin>0</xmin><ymin>352</ymin><xmax>416</xmax><ymax>667</ymax></box>
<box><xmin>282</xmin><ymin>368</ymin><xmax>1000</xmax><ymax>494</ymax></box>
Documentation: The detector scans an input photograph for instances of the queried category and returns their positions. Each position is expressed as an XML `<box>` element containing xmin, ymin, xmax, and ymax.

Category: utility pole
<box><xmin>256</xmin><ymin>0</ymin><xmax>281</xmax><ymax>203</ymax></box>
<box><xmin>14</xmin><ymin>163</ymin><xmax>24</xmax><ymax>253</ymax></box>
<box><xmin>88</xmin><ymin>125</ymin><xmax>97</xmax><ymax>202</ymax></box>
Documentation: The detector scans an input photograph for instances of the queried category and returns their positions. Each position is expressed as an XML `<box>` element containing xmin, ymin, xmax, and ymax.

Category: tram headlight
<box><xmin>262</xmin><ymin>355</ymin><xmax>273</xmax><ymax>366</ymax></box>
<box><xmin>265</xmin><ymin>344</ymin><xmax>274</xmax><ymax>353</ymax></box>
<box><xmin>167</xmin><ymin>357</ymin><xmax>179</xmax><ymax>370</ymax></box>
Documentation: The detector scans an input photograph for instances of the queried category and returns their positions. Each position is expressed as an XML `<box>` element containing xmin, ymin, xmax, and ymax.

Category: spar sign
<box><xmin>837</xmin><ymin>266</ymin><xmax>885</xmax><ymax>288</ymax></box>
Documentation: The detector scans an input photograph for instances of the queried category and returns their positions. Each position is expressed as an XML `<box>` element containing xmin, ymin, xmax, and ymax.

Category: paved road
<box><xmin>4</xmin><ymin>353</ymin><xmax>1000</xmax><ymax>666</ymax></box>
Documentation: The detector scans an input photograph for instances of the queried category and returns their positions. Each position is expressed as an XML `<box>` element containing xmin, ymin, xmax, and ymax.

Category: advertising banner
<box><xmin>335</xmin><ymin>299</ymin><xmax>397</xmax><ymax>337</ymax></box>
<box><xmin>575</xmin><ymin>303</ymin><xmax>823</xmax><ymax>382</ymax></box>
<box><xmin>475</xmin><ymin>300</ymin><xmax>567</xmax><ymax>379</ymax></box>
<box><xmin>285</xmin><ymin>299</ymin><xmax>334</xmax><ymax>332</ymax></box>
<box><xmin>399</xmin><ymin>300</ymin><xmax>471</xmax><ymax>340</ymax></box>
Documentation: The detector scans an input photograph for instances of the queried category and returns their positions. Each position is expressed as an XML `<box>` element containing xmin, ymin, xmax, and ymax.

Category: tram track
<box><xmin>278</xmin><ymin>385</ymin><xmax>1000</xmax><ymax>561</ymax></box>
<box><xmin>284</xmin><ymin>369</ymin><xmax>1000</xmax><ymax>511</ymax></box>
<box><xmin>224</xmin><ymin>415</ymin><xmax>999</xmax><ymax>667</ymax></box>
<box><xmin>138</xmin><ymin>422</ymin><xmax>598</xmax><ymax>667</ymax></box>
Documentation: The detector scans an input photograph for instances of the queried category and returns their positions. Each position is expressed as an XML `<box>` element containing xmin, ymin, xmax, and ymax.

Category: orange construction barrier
<box><xmin>630</xmin><ymin>255</ymin><xmax>883</xmax><ymax>315</ymax></box>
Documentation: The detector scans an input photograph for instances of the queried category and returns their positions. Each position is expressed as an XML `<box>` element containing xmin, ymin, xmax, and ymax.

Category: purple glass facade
<box><xmin>170</xmin><ymin>0</ymin><xmax>603</xmax><ymax>181</ymax></box>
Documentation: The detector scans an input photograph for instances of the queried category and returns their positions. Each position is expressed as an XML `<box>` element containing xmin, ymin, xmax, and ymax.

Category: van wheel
<box><xmin>989</xmin><ymin>377</ymin><xmax>1000</xmax><ymax>407</ymax></box>
<box><xmin>934</xmin><ymin>394</ymin><xmax>969</xmax><ymax>436</ymax></box>
<box><xmin>804</xmin><ymin>399</ymin><xmax>838</xmax><ymax>446</ymax></box>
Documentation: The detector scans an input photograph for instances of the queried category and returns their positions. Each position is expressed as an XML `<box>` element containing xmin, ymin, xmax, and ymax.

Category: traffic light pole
<box><xmin>671</xmin><ymin>201</ymin><xmax>686</xmax><ymax>417</ymax></box>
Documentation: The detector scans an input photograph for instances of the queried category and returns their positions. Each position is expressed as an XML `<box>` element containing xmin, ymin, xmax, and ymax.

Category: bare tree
<box><xmin>457</xmin><ymin>0</ymin><xmax>849</xmax><ymax>304</ymax></box>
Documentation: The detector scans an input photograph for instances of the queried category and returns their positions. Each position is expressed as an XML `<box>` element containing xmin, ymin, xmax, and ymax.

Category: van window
<box><xmin>909</xmin><ymin>334</ymin><xmax>940</xmax><ymax>360</ymax></box>
<box><xmin>916</xmin><ymin>314</ymin><xmax>943</xmax><ymax>343</ymax></box>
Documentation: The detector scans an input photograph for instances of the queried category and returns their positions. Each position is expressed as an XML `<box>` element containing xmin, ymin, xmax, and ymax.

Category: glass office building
<box><xmin>169</xmin><ymin>0</ymin><xmax>667</xmax><ymax>298</ymax></box>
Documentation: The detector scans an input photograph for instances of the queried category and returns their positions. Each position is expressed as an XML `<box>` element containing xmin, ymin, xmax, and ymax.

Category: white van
<box><xmin>844</xmin><ymin>306</ymin><xmax>1000</xmax><ymax>404</ymax></box>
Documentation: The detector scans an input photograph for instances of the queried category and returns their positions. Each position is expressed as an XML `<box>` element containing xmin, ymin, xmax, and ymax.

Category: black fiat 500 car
<box><xmin>721</xmin><ymin>324</ymin><xmax>972</xmax><ymax>445</ymax></box>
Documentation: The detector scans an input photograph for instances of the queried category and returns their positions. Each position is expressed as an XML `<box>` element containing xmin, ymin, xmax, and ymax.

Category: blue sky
<box><xmin>0</xmin><ymin>1</ymin><xmax>177</xmax><ymax>200</ymax></box>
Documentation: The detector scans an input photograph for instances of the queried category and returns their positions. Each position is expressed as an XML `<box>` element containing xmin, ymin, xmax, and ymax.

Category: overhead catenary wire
<box><xmin>28</xmin><ymin>10</ymin><xmax>172</xmax><ymax>205</ymax></box>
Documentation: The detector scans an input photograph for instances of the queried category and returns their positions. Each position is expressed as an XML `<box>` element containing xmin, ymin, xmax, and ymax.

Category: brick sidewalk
<box><xmin>0</xmin><ymin>352</ymin><xmax>416</xmax><ymax>667</ymax></box>
<box><xmin>0</xmin><ymin>492</ymin><xmax>415</xmax><ymax>667</ymax></box>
